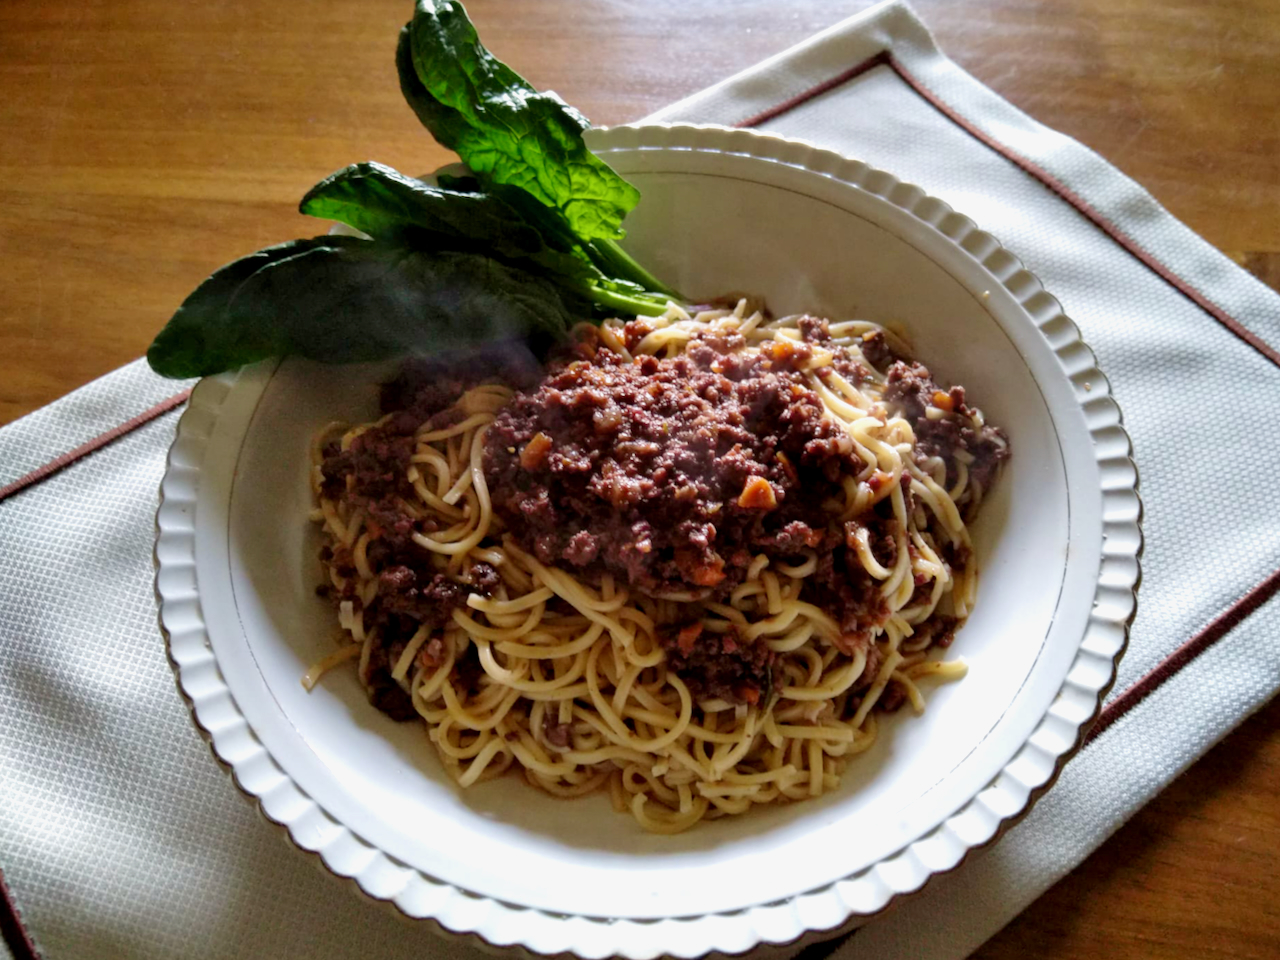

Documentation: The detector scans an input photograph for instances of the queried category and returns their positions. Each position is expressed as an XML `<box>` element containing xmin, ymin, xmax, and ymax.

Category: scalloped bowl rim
<box><xmin>155</xmin><ymin>123</ymin><xmax>1140</xmax><ymax>959</ymax></box>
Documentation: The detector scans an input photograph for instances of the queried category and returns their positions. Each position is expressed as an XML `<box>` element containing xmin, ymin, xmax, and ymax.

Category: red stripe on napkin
<box><xmin>736</xmin><ymin>54</ymin><xmax>1280</xmax><ymax>371</ymax></box>
<box><xmin>884</xmin><ymin>58</ymin><xmax>1280</xmax><ymax>370</ymax></box>
<box><xmin>1088</xmin><ymin>568</ymin><xmax>1280</xmax><ymax>742</ymax></box>
<box><xmin>0</xmin><ymin>388</ymin><xmax>192</xmax><ymax>505</ymax></box>
<box><xmin>737</xmin><ymin>52</ymin><xmax>891</xmax><ymax>128</ymax></box>
<box><xmin>0</xmin><ymin>866</ymin><xmax>40</xmax><ymax>960</ymax></box>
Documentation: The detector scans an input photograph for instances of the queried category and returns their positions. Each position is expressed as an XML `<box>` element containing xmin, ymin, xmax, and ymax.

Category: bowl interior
<box><xmin>210</xmin><ymin>143</ymin><xmax>1092</xmax><ymax>920</ymax></box>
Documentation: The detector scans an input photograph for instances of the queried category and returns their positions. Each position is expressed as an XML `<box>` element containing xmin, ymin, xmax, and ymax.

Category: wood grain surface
<box><xmin>2</xmin><ymin>1</ymin><xmax>1277</xmax><ymax>957</ymax></box>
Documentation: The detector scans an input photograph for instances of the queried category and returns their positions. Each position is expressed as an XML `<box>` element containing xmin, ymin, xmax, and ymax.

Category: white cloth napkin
<box><xmin>3</xmin><ymin>2</ymin><xmax>1279</xmax><ymax>958</ymax></box>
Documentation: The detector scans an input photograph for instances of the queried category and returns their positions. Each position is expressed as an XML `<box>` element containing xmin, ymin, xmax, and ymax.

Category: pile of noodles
<box><xmin>306</xmin><ymin>301</ymin><xmax>1001</xmax><ymax>834</ymax></box>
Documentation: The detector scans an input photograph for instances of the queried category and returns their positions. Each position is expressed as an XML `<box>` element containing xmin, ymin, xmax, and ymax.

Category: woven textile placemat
<box><xmin>3</xmin><ymin>2</ymin><xmax>1278</xmax><ymax>957</ymax></box>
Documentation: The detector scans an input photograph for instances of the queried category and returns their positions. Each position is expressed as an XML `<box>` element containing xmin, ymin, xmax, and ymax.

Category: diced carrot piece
<box><xmin>677</xmin><ymin>622</ymin><xmax>703</xmax><ymax>655</ymax></box>
<box><xmin>763</xmin><ymin>340</ymin><xmax>796</xmax><ymax>363</ymax></box>
<box><xmin>690</xmin><ymin>559</ymin><xmax>726</xmax><ymax>587</ymax></box>
<box><xmin>737</xmin><ymin>476</ymin><xmax>777</xmax><ymax>510</ymax></box>
<box><xmin>519</xmin><ymin>432</ymin><xmax>553</xmax><ymax>469</ymax></box>
<box><xmin>775</xmin><ymin>450</ymin><xmax>798</xmax><ymax>484</ymax></box>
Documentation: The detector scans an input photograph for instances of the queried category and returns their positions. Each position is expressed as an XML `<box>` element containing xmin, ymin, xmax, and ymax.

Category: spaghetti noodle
<box><xmin>306</xmin><ymin>300</ymin><xmax>1008</xmax><ymax>833</ymax></box>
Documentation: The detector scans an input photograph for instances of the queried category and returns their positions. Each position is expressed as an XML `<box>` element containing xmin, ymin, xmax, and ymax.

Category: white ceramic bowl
<box><xmin>156</xmin><ymin>124</ymin><xmax>1140</xmax><ymax>958</ymax></box>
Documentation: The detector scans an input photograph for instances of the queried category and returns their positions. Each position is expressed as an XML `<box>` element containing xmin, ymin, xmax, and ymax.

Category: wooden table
<box><xmin>2</xmin><ymin>1</ymin><xmax>1277</xmax><ymax>957</ymax></box>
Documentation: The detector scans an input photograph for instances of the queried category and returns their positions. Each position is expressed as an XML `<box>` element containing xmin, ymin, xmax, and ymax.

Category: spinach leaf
<box><xmin>301</xmin><ymin>162</ymin><xmax>674</xmax><ymax>319</ymax></box>
<box><xmin>299</xmin><ymin>161</ymin><xmax>595</xmax><ymax>281</ymax></box>
<box><xmin>477</xmin><ymin>176</ymin><xmax>681</xmax><ymax>301</ymax></box>
<box><xmin>147</xmin><ymin>0</ymin><xmax>684</xmax><ymax>381</ymax></box>
<box><xmin>397</xmin><ymin>2</ymin><xmax>639</xmax><ymax>243</ymax></box>
<box><xmin>148</xmin><ymin>236</ymin><xmax>581</xmax><ymax>378</ymax></box>
<box><xmin>148</xmin><ymin>238</ymin><xmax>333</xmax><ymax>379</ymax></box>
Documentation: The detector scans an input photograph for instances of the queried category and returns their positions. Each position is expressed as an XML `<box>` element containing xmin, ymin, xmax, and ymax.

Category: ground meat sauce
<box><xmin>316</xmin><ymin>350</ymin><xmax>538</xmax><ymax>720</ymax></box>
<box><xmin>882</xmin><ymin>360</ymin><xmax>1009</xmax><ymax>492</ymax></box>
<box><xmin>658</xmin><ymin>623</ymin><xmax>779</xmax><ymax>705</ymax></box>
<box><xmin>378</xmin><ymin>344</ymin><xmax>541</xmax><ymax>421</ymax></box>
<box><xmin>477</xmin><ymin>319</ymin><xmax>1009</xmax><ymax>704</ymax></box>
<box><xmin>484</xmin><ymin>322</ymin><xmax>866</xmax><ymax>596</ymax></box>
<box><xmin>322</xmin><ymin>319</ymin><xmax>1006</xmax><ymax>715</ymax></box>
<box><xmin>857</xmin><ymin>329</ymin><xmax>896</xmax><ymax>372</ymax></box>
<box><xmin>483</xmin><ymin>329</ymin><xmax>884</xmax><ymax>673</ymax></box>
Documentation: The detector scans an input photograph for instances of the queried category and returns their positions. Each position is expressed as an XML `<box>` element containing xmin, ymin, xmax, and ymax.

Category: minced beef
<box><xmin>882</xmin><ymin>361</ymin><xmax>1009</xmax><ymax>491</ymax></box>
<box><xmin>482</xmin><ymin>323</ymin><xmax>870</xmax><ymax>603</ymax></box>
<box><xmin>362</xmin><ymin>642</ymin><xmax>420</xmax><ymax>722</ymax></box>
<box><xmin>804</xmin><ymin>513</ymin><xmax>897</xmax><ymax>639</ymax></box>
<box><xmin>858</xmin><ymin>330</ymin><xmax>897</xmax><ymax>372</ymax></box>
<box><xmin>542</xmin><ymin>714</ymin><xmax>573</xmax><ymax>749</ymax></box>
<box><xmin>658</xmin><ymin>623</ymin><xmax>778</xmax><ymax>705</ymax></box>
<box><xmin>378</xmin><ymin>342</ymin><xmax>541</xmax><ymax>422</ymax></box>
<box><xmin>801</xmin><ymin>315</ymin><xmax>879</xmax><ymax>389</ymax></box>
<box><xmin>317</xmin><ymin>362</ymin><xmax>516</xmax><ymax>721</ymax></box>
<box><xmin>328</xmin><ymin>321</ymin><xmax>1006</xmax><ymax>717</ymax></box>
<box><xmin>319</xmin><ymin>424</ymin><xmax>415</xmax><ymax>520</ymax></box>
<box><xmin>346</xmin><ymin>564</ymin><xmax>476</xmax><ymax>722</ymax></box>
